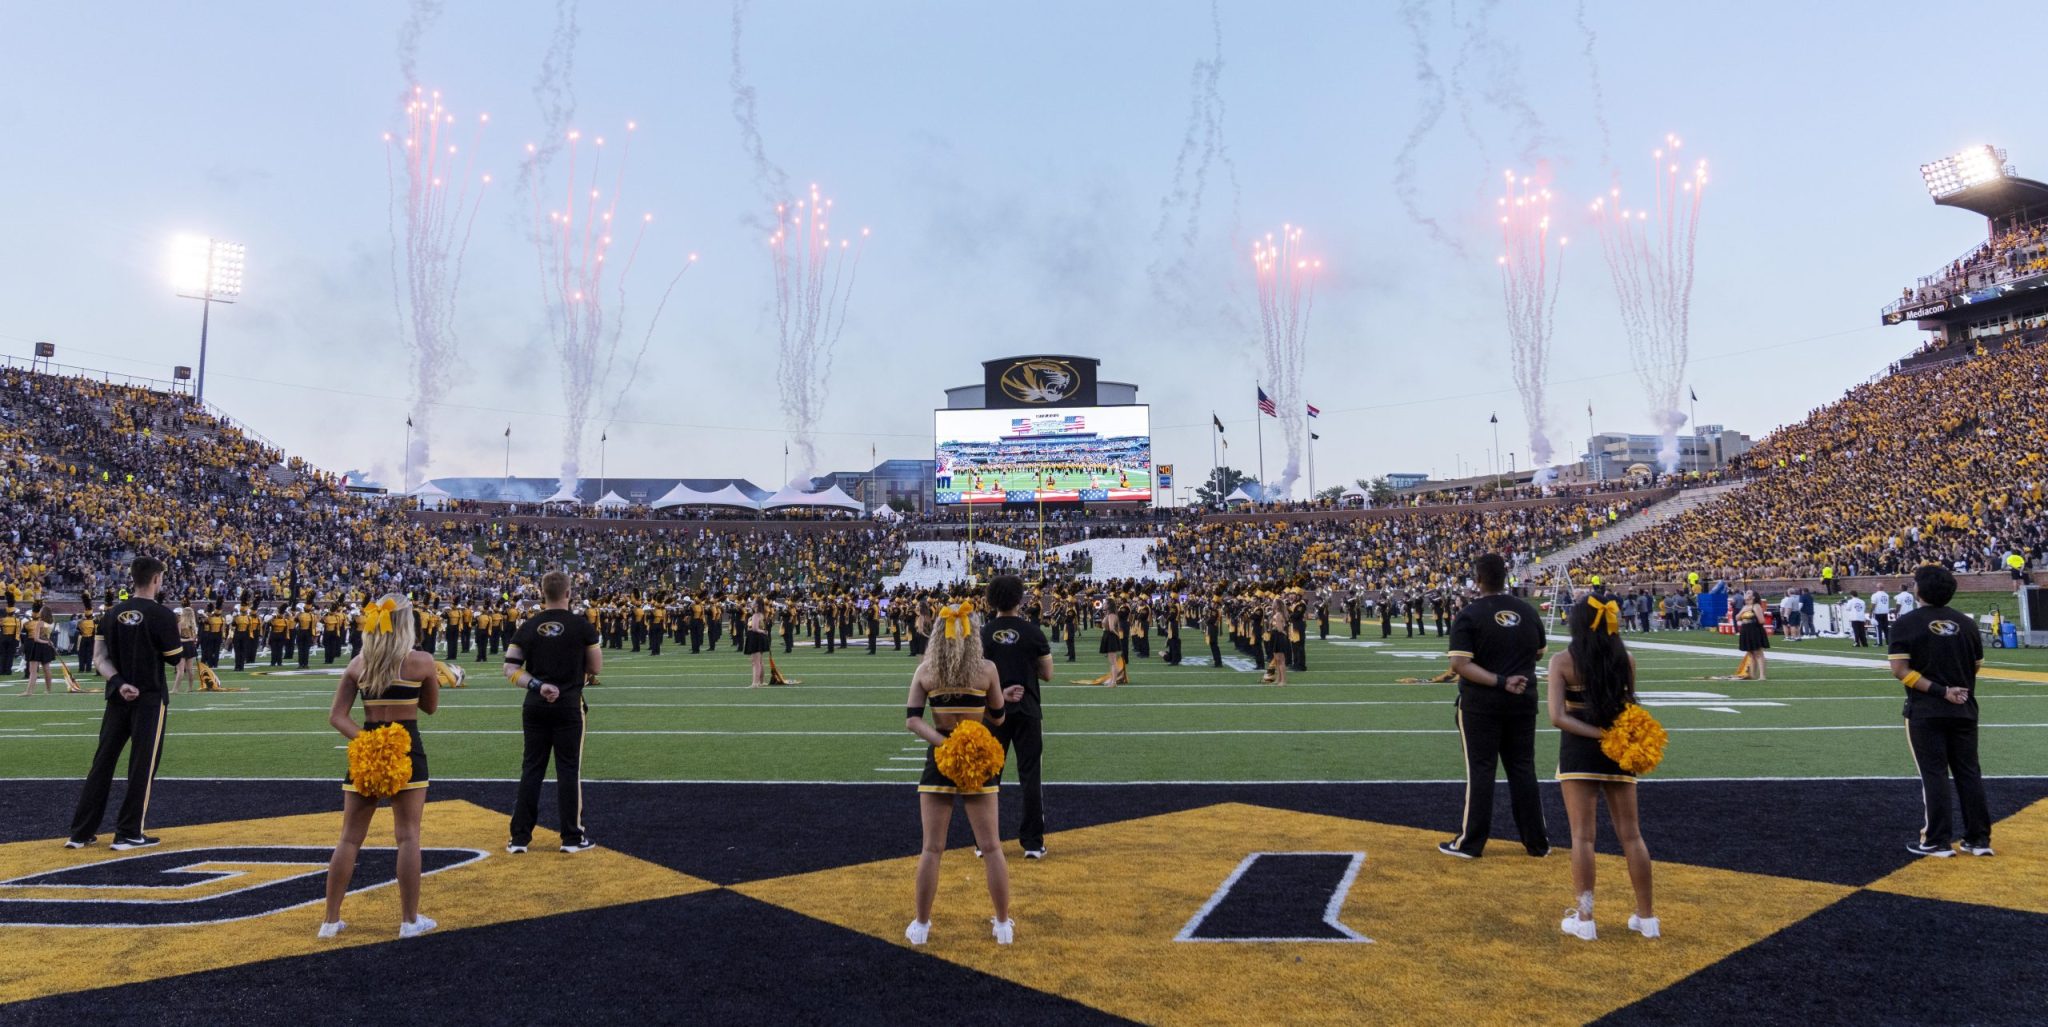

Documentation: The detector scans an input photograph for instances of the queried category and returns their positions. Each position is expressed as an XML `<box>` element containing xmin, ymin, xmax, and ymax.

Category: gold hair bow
<box><xmin>939</xmin><ymin>600</ymin><xmax>976</xmax><ymax>639</ymax></box>
<box><xmin>1588</xmin><ymin>597</ymin><xmax>1620</xmax><ymax>636</ymax></box>
<box><xmin>361</xmin><ymin>598</ymin><xmax>399</xmax><ymax>635</ymax></box>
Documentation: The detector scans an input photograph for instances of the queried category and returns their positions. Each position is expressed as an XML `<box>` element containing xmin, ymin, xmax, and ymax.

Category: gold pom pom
<box><xmin>347</xmin><ymin>724</ymin><xmax>415</xmax><ymax>798</ymax></box>
<box><xmin>1600</xmin><ymin>704</ymin><xmax>1669</xmax><ymax>775</ymax></box>
<box><xmin>934</xmin><ymin>720</ymin><xmax>1006</xmax><ymax>791</ymax></box>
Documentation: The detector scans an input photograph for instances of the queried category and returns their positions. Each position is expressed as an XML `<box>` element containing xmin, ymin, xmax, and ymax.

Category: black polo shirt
<box><xmin>981</xmin><ymin>614</ymin><xmax>1051</xmax><ymax>719</ymax></box>
<box><xmin>510</xmin><ymin>609</ymin><xmax>600</xmax><ymax>703</ymax></box>
<box><xmin>102</xmin><ymin>597</ymin><xmax>183</xmax><ymax>701</ymax></box>
<box><xmin>1888</xmin><ymin>605</ymin><xmax>1982</xmax><ymax>720</ymax></box>
<box><xmin>1446</xmin><ymin>592</ymin><xmax>1546</xmax><ymax>715</ymax></box>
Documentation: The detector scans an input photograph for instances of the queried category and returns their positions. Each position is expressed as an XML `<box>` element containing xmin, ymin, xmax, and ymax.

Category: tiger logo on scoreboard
<box><xmin>997</xmin><ymin>358</ymin><xmax>1080</xmax><ymax>405</ymax></box>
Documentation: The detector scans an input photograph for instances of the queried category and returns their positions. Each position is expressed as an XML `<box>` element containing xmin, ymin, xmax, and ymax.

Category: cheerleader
<box><xmin>1546</xmin><ymin>596</ymin><xmax>1656</xmax><ymax>941</ymax></box>
<box><xmin>744</xmin><ymin>600</ymin><xmax>771</xmax><ymax>688</ymax></box>
<box><xmin>1096</xmin><ymin>605</ymin><xmax>1125</xmax><ymax>687</ymax></box>
<box><xmin>904</xmin><ymin>601</ymin><xmax>1013</xmax><ymax>945</ymax></box>
<box><xmin>1735</xmin><ymin>590</ymin><xmax>1770</xmax><ymax>680</ymax></box>
<box><xmin>1262</xmin><ymin>599</ymin><xmax>1290</xmax><ymax>686</ymax></box>
<box><xmin>910</xmin><ymin>601</ymin><xmax>932</xmax><ymax>658</ymax></box>
<box><xmin>21</xmin><ymin>603</ymin><xmax>57</xmax><ymax>696</ymax></box>
<box><xmin>319</xmin><ymin>594</ymin><xmax>440</xmax><ymax>940</ymax></box>
<box><xmin>173</xmin><ymin>604</ymin><xmax>199</xmax><ymax>693</ymax></box>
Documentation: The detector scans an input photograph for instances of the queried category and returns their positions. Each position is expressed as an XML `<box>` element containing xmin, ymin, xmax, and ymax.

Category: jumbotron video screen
<box><xmin>934</xmin><ymin>406</ymin><xmax>1153</xmax><ymax>504</ymax></box>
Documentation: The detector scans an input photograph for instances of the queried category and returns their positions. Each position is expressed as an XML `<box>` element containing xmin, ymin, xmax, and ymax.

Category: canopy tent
<box><xmin>406</xmin><ymin>481</ymin><xmax>451</xmax><ymax>510</ymax></box>
<box><xmin>696</xmin><ymin>483</ymin><xmax>763</xmax><ymax>510</ymax></box>
<box><xmin>592</xmin><ymin>490</ymin><xmax>632</xmax><ymax>510</ymax></box>
<box><xmin>542</xmin><ymin>482</ymin><xmax>581</xmax><ymax>505</ymax></box>
<box><xmin>871</xmin><ymin>504</ymin><xmax>904</xmax><ymax>523</ymax></box>
<box><xmin>761</xmin><ymin>483</ymin><xmax>864</xmax><ymax>512</ymax></box>
<box><xmin>649</xmin><ymin>482</ymin><xmax>721</xmax><ymax>510</ymax></box>
<box><xmin>1223</xmin><ymin>486</ymin><xmax>1259</xmax><ymax>505</ymax></box>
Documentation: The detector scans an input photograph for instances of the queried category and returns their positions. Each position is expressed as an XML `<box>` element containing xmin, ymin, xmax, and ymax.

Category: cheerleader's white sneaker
<box><xmin>1560</xmin><ymin>910</ymin><xmax>1597</xmax><ymax>941</ymax></box>
<box><xmin>1628</xmin><ymin>914</ymin><xmax>1660</xmax><ymax>938</ymax></box>
<box><xmin>316</xmin><ymin>920</ymin><xmax>346</xmax><ymax>939</ymax></box>
<box><xmin>905</xmin><ymin>919</ymin><xmax>931</xmax><ymax>945</ymax></box>
<box><xmin>991</xmin><ymin>918</ymin><xmax>1015</xmax><ymax>944</ymax></box>
<box><xmin>399</xmin><ymin>915</ymin><xmax>437</xmax><ymax>939</ymax></box>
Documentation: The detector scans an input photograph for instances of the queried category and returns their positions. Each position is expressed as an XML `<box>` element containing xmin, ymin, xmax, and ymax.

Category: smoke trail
<box><xmin>518</xmin><ymin>0</ymin><xmax>581</xmax><ymax>195</ymax></box>
<box><xmin>1251</xmin><ymin>227</ymin><xmax>1319</xmax><ymax>498</ymax></box>
<box><xmin>395</xmin><ymin>0</ymin><xmax>443</xmax><ymax>92</ymax></box>
<box><xmin>1575</xmin><ymin>0</ymin><xmax>1613</xmax><ymax>173</ymax></box>
<box><xmin>1497</xmin><ymin>171</ymin><xmax>1564</xmax><ymax>480</ymax></box>
<box><xmin>1391</xmin><ymin>1</ymin><xmax>1463</xmax><ymax>255</ymax></box>
<box><xmin>1147</xmin><ymin>0</ymin><xmax>1243</xmax><ymax>314</ymax></box>
<box><xmin>386</xmin><ymin>91</ymin><xmax>488</xmax><ymax>490</ymax></box>
<box><xmin>769</xmin><ymin>188</ymin><xmax>866</xmax><ymax>483</ymax></box>
<box><xmin>601</xmin><ymin>258</ymin><xmax>697</xmax><ymax>437</ymax></box>
<box><xmin>1594</xmin><ymin>137</ymin><xmax>1708</xmax><ymax>472</ymax></box>
<box><xmin>730</xmin><ymin>0</ymin><xmax>790</xmax><ymax>208</ymax></box>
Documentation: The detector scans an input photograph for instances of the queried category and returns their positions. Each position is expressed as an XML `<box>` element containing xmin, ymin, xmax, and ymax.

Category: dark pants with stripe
<box><xmin>70</xmin><ymin>698</ymin><xmax>167</xmax><ymax>842</ymax></box>
<box><xmin>1906</xmin><ymin>717</ymin><xmax>1991</xmax><ymax>847</ymax></box>
<box><xmin>510</xmin><ymin>696</ymin><xmax>586</xmax><ymax>847</ymax></box>
<box><xmin>78</xmin><ymin>636</ymin><xmax>94</xmax><ymax>673</ymax></box>
<box><xmin>999</xmin><ymin>711</ymin><xmax>1046</xmax><ymax>851</ymax></box>
<box><xmin>1451</xmin><ymin>705</ymin><xmax>1549</xmax><ymax>856</ymax></box>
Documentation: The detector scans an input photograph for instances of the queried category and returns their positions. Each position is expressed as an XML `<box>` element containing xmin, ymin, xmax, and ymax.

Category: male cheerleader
<box><xmin>1439</xmin><ymin>553</ymin><xmax>1551</xmax><ymax>859</ymax></box>
<box><xmin>67</xmin><ymin>557</ymin><xmax>184</xmax><ymax>850</ymax></box>
<box><xmin>1889</xmin><ymin>564</ymin><xmax>1993</xmax><ymax>857</ymax></box>
<box><xmin>981</xmin><ymin>575</ymin><xmax>1053</xmax><ymax>859</ymax></box>
<box><xmin>503</xmin><ymin>571</ymin><xmax>602</xmax><ymax>853</ymax></box>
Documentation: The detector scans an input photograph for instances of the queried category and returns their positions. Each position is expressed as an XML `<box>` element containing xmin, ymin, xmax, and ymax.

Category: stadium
<box><xmin>4</xmin><ymin>4</ymin><xmax>2048</xmax><ymax>1025</ymax></box>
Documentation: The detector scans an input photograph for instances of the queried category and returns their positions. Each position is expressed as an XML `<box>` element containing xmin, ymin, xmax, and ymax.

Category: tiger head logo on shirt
<box><xmin>117</xmin><ymin>610</ymin><xmax>145</xmax><ymax>627</ymax></box>
<box><xmin>537</xmin><ymin>621</ymin><xmax>566</xmax><ymax>638</ymax></box>
<box><xmin>1929</xmin><ymin>620</ymin><xmax>1960</xmax><ymax>637</ymax></box>
<box><xmin>1493</xmin><ymin>610</ymin><xmax>1522</xmax><ymax>628</ymax></box>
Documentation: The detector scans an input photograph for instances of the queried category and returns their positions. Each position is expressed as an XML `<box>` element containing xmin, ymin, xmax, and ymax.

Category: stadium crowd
<box><xmin>1573</xmin><ymin>339</ymin><xmax>2048</xmax><ymax>582</ymax></box>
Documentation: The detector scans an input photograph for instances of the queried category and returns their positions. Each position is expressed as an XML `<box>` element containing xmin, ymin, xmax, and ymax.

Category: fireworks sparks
<box><xmin>1251</xmin><ymin>225</ymin><xmax>1320</xmax><ymax>498</ymax></box>
<box><xmin>1497</xmin><ymin>170</ymin><xmax>1566</xmax><ymax>480</ymax></box>
<box><xmin>769</xmin><ymin>184</ymin><xmax>867</xmax><ymax>484</ymax></box>
<box><xmin>1593</xmin><ymin>134</ymin><xmax>1708</xmax><ymax>471</ymax></box>
<box><xmin>385</xmin><ymin>86</ymin><xmax>489</xmax><ymax>490</ymax></box>
<box><xmin>527</xmin><ymin>120</ymin><xmax>688</xmax><ymax>494</ymax></box>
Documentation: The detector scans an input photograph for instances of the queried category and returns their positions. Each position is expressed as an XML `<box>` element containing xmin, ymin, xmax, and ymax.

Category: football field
<box><xmin>4</xmin><ymin>627</ymin><xmax>2045</xmax><ymax>1024</ymax></box>
<box><xmin>4</xmin><ymin>626</ymin><xmax>2045</xmax><ymax>783</ymax></box>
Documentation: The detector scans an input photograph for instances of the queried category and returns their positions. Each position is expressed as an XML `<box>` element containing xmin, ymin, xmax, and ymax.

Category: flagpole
<box><xmin>503</xmin><ymin>426</ymin><xmax>511</xmax><ymax>488</ymax></box>
<box><xmin>1308</xmin><ymin>430</ymin><xmax>1316</xmax><ymax>498</ymax></box>
<box><xmin>1255</xmin><ymin>385</ymin><xmax>1267</xmax><ymax>499</ymax></box>
<box><xmin>1689</xmin><ymin>390</ymin><xmax>1700</xmax><ymax>476</ymax></box>
<box><xmin>1588</xmin><ymin>403</ymin><xmax>1598</xmax><ymax>482</ymax></box>
<box><xmin>1210</xmin><ymin>413</ymin><xmax>1219</xmax><ymax>510</ymax></box>
<box><xmin>403</xmin><ymin>418</ymin><xmax>413</xmax><ymax>495</ymax></box>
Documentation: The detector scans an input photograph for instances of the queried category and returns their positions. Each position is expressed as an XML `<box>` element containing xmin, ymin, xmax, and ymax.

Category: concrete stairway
<box><xmin>1521</xmin><ymin>481</ymin><xmax>1752</xmax><ymax>580</ymax></box>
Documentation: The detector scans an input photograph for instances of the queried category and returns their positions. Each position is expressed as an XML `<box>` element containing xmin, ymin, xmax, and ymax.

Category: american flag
<box><xmin>1306</xmin><ymin>402</ymin><xmax>1320</xmax><ymax>418</ymax></box>
<box><xmin>1257</xmin><ymin>387</ymin><xmax>1276</xmax><ymax>417</ymax></box>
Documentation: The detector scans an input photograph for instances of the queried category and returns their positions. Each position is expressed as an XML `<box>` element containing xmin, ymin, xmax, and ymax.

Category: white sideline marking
<box><xmin>8</xmin><ymin>724</ymin><xmax>2048</xmax><ymax>740</ymax></box>
<box><xmin>2</xmin><ymin>774</ymin><xmax>2044</xmax><ymax>785</ymax></box>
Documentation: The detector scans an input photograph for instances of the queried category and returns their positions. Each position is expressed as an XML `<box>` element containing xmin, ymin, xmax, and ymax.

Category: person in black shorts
<box><xmin>1440</xmin><ymin>553</ymin><xmax>1551</xmax><ymax>859</ymax></box>
<box><xmin>503</xmin><ymin>571</ymin><xmax>603</xmax><ymax>854</ymax></box>
<box><xmin>68</xmin><ymin>557</ymin><xmax>185</xmax><ymax>851</ymax></box>
<box><xmin>981</xmin><ymin>575</ymin><xmax>1053</xmax><ymax>859</ymax></box>
<box><xmin>1889</xmin><ymin>564</ymin><xmax>1993</xmax><ymax>858</ymax></box>
<box><xmin>1546</xmin><ymin>595</ymin><xmax>1656</xmax><ymax>940</ymax></box>
<box><xmin>744</xmin><ymin>599</ymin><xmax>772</xmax><ymax>687</ymax></box>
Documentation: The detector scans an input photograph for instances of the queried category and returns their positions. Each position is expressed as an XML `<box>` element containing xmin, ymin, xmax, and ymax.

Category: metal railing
<box><xmin>0</xmin><ymin>355</ymin><xmax>289</xmax><ymax>459</ymax></box>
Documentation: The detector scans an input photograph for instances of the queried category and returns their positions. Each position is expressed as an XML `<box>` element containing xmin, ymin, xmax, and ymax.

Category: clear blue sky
<box><xmin>1</xmin><ymin>1</ymin><xmax>2041</xmax><ymax>492</ymax></box>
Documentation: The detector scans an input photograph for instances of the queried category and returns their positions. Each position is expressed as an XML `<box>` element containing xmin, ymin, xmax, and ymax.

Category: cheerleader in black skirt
<box><xmin>745</xmin><ymin>601</ymin><xmax>772</xmax><ymax>688</ymax></box>
<box><xmin>1546</xmin><ymin>596</ymin><xmax>1656</xmax><ymax>941</ymax></box>
<box><xmin>1262</xmin><ymin>599</ymin><xmax>1290</xmax><ymax>686</ymax></box>
<box><xmin>1735</xmin><ymin>591</ymin><xmax>1770</xmax><ymax>680</ymax></box>
<box><xmin>320</xmin><ymin>595</ymin><xmax>440</xmax><ymax>941</ymax></box>
<box><xmin>1096</xmin><ymin>607</ymin><xmax>1125</xmax><ymax>686</ymax></box>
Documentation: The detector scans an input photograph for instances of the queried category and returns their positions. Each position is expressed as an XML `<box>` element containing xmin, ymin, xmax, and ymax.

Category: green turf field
<box><xmin>6</xmin><ymin>620</ymin><xmax>2044</xmax><ymax>783</ymax></box>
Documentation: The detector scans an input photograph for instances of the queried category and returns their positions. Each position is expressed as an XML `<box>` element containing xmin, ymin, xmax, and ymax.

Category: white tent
<box><xmin>542</xmin><ymin>482</ymin><xmax>581</xmax><ymax>505</ymax></box>
<box><xmin>1223</xmin><ymin>486</ymin><xmax>1258</xmax><ymax>505</ymax></box>
<box><xmin>871</xmin><ymin>504</ymin><xmax>904</xmax><ymax>523</ymax></box>
<box><xmin>592</xmin><ymin>490</ymin><xmax>632</xmax><ymax>510</ymax></box>
<box><xmin>407</xmin><ymin>481</ymin><xmax>451</xmax><ymax>510</ymax></box>
<box><xmin>697</xmin><ymin>484</ymin><xmax>762</xmax><ymax>510</ymax></box>
<box><xmin>761</xmin><ymin>483</ymin><xmax>863</xmax><ymax>512</ymax></box>
<box><xmin>650</xmin><ymin>482</ymin><xmax>720</xmax><ymax>510</ymax></box>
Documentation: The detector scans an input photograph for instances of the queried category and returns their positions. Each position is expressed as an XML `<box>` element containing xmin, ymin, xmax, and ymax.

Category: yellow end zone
<box><xmin>1867</xmin><ymin>796</ymin><xmax>2048</xmax><ymax>914</ymax></box>
<box><xmin>0</xmin><ymin>801</ymin><xmax>714</xmax><ymax>1005</ymax></box>
<box><xmin>737</xmin><ymin>803</ymin><xmax>1854</xmax><ymax>1026</ymax></box>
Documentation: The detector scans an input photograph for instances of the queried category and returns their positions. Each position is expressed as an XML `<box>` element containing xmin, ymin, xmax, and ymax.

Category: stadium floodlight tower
<box><xmin>1919</xmin><ymin>144</ymin><xmax>2010</xmax><ymax>201</ymax></box>
<box><xmin>1882</xmin><ymin>146</ymin><xmax>2048</xmax><ymax>360</ymax></box>
<box><xmin>171</xmin><ymin>234</ymin><xmax>245</xmax><ymax>404</ymax></box>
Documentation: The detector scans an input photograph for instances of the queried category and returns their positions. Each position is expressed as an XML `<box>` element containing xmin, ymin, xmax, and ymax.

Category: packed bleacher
<box><xmin>1892</xmin><ymin>218</ymin><xmax>2048</xmax><ymax>313</ymax></box>
<box><xmin>1571</xmin><ymin>338</ymin><xmax>2048</xmax><ymax>582</ymax></box>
